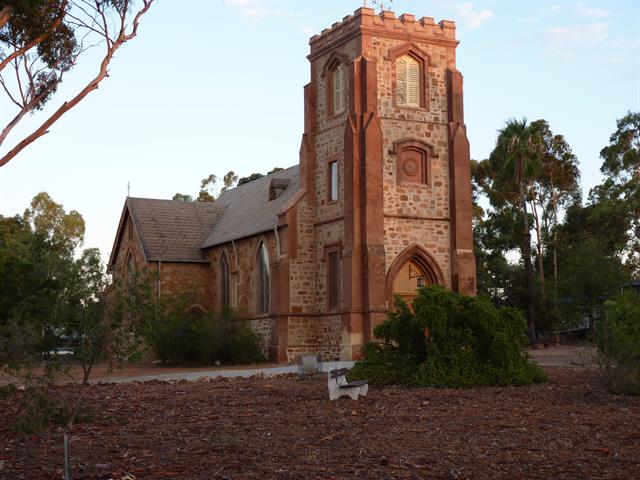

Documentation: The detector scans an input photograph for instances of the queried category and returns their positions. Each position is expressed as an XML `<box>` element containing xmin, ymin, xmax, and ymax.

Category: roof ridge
<box><xmin>217</xmin><ymin>164</ymin><xmax>299</xmax><ymax>200</ymax></box>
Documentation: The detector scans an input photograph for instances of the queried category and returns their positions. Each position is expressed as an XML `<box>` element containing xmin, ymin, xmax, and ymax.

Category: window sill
<box><xmin>397</xmin><ymin>181</ymin><xmax>431</xmax><ymax>189</ymax></box>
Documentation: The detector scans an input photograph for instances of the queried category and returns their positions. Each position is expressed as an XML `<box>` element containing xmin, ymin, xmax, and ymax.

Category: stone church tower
<box><xmin>296</xmin><ymin>8</ymin><xmax>476</xmax><ymax>359</ymax></box>
<box><xmin>110</xmin><ymin>7</ymin><xmax>475</xmax><ymax>363</ymax></box>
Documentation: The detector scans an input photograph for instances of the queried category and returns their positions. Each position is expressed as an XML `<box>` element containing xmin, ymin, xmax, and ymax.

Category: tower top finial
<box><xmin>371</xmin><ymin>0</ymin><xmax>393</xmax><ymax>13</ymax></box>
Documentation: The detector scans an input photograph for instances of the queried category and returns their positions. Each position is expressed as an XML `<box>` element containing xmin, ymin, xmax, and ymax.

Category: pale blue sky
<box><xmin>0</xmin><ymin>0</ymin><xmax>638</xmax><ymax>261</ymax></box>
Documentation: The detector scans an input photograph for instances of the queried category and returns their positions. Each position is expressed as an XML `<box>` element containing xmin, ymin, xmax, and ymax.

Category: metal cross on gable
<box><xmin>370</xmin><ymin>0</ymin><xmax>393</xmax><ymax>13</ymax></box>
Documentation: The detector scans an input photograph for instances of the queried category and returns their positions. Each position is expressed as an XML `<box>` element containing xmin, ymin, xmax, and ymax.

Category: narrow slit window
<box><xmin>257</xmin><ymin>243</ymin><xmax>270</xmax><ymax>313</ymax></box>
<box><xmin>220</xmin><ymin>252</ymin><xmax>230</xmax><ymax>309</ymax></box>
<box><xmin>329</xmin><ymin>160</ymin><xmax>338</xmax><ymax>202</ymax></box>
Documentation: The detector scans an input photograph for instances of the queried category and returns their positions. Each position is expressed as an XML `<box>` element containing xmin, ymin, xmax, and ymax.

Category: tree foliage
<box><xmin>0</xmin><ymin>192</ymin><xmax>144</xmax><ymax>430</ymax></box>
<box><xmin>173</xmin><ymin>170</ymin><xmax>238</xmax><ymax>203</ymax></box>
<box><xmin>596</xmin><ymin>290</ymin><xmax>640</xmax><ymax>395</ymax></box>
<box><xmin>486</xmin><ymin>118</ymin><xmax>546</xmax><ymax>343</ymax></box>
<box><xmin>472</xmin><ymin>114</ymin><xmax>639</xmax><ymax>337</ymax></box>
<box><xmin>350</xmin><ymin>286</ymin><xmax>547</xmax><ymax>387</ymax></box>
<box><xmin>0</xmin><ymin>0</ymin><xmax>155</xmax><ymax>167</ymax></box>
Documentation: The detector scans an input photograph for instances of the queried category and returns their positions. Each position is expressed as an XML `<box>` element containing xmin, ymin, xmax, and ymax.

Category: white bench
<box><xmin>298</xmin><ymin>354</ymin><xmax>319</xmax><ymax>380</ymax></box>
<box><xmin>327</xmin><ymin>368</ymin><xmax>368</xmax><ymax>401</ymax></box>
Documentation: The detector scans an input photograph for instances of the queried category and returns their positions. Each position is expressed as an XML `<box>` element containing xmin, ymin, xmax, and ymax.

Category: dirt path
<box><xmin>1</xmin><ymin>346</ymin><xmax>596</xmax><ymax>387</ymax></box>
<box><xmin>526</xmin><ymin>346</ymin><xmax>597</xmax><ymax>367</ymax></box>
<box><xmin>1</xmin><ymin>368</ymin><xmax>638</xmax><ymax>479</ymax></box>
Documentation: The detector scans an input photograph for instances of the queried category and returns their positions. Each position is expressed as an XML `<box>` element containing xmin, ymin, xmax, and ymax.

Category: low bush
<box><xmin>145</xmin><ymin>307</ymin><xmax>265</xmax><ymax>366</ymax></box>
<box><xmin>350</xmin><ymin>286</ymin><xmax>547</xmax><ymax>387</ymax></box>
<box><xmin>0</xmin><ymin>382</ymin><xmax>16</xmax><ymax>400</ymax></box>
<box><xmin>595</xmin><ymin>291</ymin><xmax>640</xmax><ymax>395</ymax></box>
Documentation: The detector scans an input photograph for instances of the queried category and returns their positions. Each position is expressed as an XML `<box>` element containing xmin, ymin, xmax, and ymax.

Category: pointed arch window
<box><xmin>219</xmin><ymin>251</ymin><xmax>230</xmax><ymax>309</ymax></box>
<box><xmin>256</xmin><ymin>242</ymin><xmax>270</xmax><ymax>314</ymax></box>
<box><xmin>125</xmin><ymin>252</ymin><xmax>136</xmax><ymax>287</ymax></box>
<box><xmin>396</xmin><ymin>55</ymin><xmax>421</xmax><ymax>108</ymax></box>
<box><xmin>323</xmin><ymin>53</ymin><xmax>348</xmax><ymax>118</ymax></box>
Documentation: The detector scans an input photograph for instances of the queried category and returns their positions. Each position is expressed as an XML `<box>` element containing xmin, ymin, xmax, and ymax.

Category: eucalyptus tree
<box><xmin>595</xmin><ymin>112</ymin><xmax>640</xmax><ymax>275</ymax></box>
<box><xmin>0</xmin><ymin>0</ymin><xmax>155</xmax><ymax>167</ymax></box>
<box><xmin>532</xmin><ymin>120</ymin><xmax>581</xmax><ymax>306</ymax></box>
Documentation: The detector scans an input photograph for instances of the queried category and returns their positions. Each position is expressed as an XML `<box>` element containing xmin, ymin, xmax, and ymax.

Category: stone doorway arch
<box><xmin>386</xmin><ymin>244</ymin><xmax>445</xmax><ymax>308</ymax></box>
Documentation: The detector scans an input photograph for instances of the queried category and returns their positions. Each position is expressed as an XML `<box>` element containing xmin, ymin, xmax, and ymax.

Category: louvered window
<box><xmin>396</xmin><ymin>55</ymin><xmax>421</xmax><ymax>108</ymax></box>
<box><xmin>333</xmin><ymin>63</ymin><xmax>346</xmax><ymax>114</ymax></box>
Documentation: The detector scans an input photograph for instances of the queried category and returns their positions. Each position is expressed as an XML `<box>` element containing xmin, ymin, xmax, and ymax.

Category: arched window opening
<box><xmin>187</xmin><ymin>306</ymin><xmax>205</xmax><ymax>318</ymax></box>
<box><xmin>220</xmin><ymin>251</ymin><xmax>230</xmax><ymax>309</ymax></box>
<box><xmin>256</xmin><ymin>242</ymin><xmax>270</xmax><ymax>314</ymax></box>
<box><xmin>125</xmin><ymin>252</ymin><xmax>136</xmax><ymax>287</ymax></box>
<box><xmin>396</xmin><ymin>55</ymin><xmax>421</xmax><ymax>108</ymax></box>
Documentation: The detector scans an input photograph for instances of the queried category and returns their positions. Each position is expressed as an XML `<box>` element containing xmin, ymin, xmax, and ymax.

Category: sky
<box><xmin>0</xmin><ymin>0</ymin><xmax>639</xmax><ymax>262</ymax></box>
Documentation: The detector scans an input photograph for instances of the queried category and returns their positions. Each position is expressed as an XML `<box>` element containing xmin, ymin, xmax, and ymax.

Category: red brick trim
<box><xmin>387</xmin><ymin>43</ymin><xmax>430</xmax><ymax>110</ymax></box>
<box><xmin>308</xmin><ymin>29</ymin><xmax>458</xmax><ymax>62</ymax></box>
<box><xmin>384</xmin><ymin>214</ymin><xmax>450</xmax><ymax>221</ymax></box>
<box><xmin>313</xmin><ymin>216</ymin><xmax>344</xmax><ymax>227</ymax></box>
<box><xmin>321</xmin><ymin>51</ymin><xmax>348</xmax><ymax>77</ymax></box>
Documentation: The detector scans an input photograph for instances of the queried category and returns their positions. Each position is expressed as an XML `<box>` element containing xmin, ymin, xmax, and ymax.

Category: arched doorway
<box><xmin>386</xmin><ymin>244</ymin><xmax>445</xmax><ymax>308</ymax></box>
<box><xmin>392</xmin><ymin>260</ymin><xmax>429</xmax><ymax>305</ymax></box>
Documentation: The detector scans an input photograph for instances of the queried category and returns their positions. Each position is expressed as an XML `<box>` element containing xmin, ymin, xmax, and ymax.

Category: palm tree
<box><xmin>490</xmin><ymin>118</ymin><xmax>544</xmax><ymax>344</ymax></box>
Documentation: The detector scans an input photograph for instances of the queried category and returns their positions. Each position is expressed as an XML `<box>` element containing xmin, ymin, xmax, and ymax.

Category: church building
<box><xmin>108</xmin><ymin>7</ymin><xmax>476</xmax><ymax>363</ymax></box>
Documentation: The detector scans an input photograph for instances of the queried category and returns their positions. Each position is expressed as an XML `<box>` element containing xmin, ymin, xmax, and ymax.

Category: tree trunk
<box><xmin>551</xmin><ymin>183</ymin><xmax>559</xmax><ymax>308</ymax></box>
<box><xmin>530</xmin><ymin>196</ymin><xmax>546</xmax><ymax>303</ymax></box>
<box><xmin>0</xmin><ymin>6</ymin><xmax>11</xmax><ymax>30</ymax></box>
<box><xmin>520</xmin><ymin>181</ymin><xmax>537</xmax><ymax>345</ymax></box>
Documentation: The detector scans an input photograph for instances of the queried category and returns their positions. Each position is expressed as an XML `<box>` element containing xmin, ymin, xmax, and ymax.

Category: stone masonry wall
<box><xmin>370</xmin><ymin>33</ymin><xmax>454</xmax><ymax>285</ymax></box>
<box><xmin>286</xmin><ymin>314</ymin><xmax>342</xmax><ymax>362</ymax></box>
<box><xmin>205</xmin><ymin>234</ymin><xmax>278</xmax><ymax>353</ymax></box>
<box><xmin>289</xmin><ymin>198</ymin><xmax>316</xmax><ymax>313</ymax></box>
<box><xmin>111</xmin><ymin>215</ymin><xmax>146</xmax><ymax>276</ymax></box>
<box><xmin>155</xmin><ymin>262</ymin><xmax>213</xmax><ymax>311</ymax></box>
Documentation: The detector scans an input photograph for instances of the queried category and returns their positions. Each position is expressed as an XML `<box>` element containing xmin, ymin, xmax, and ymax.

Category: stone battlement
<box><xmin>309</xmin><ymin>7</ymin><xmax>456</xmax><ymax>50</ymax></box>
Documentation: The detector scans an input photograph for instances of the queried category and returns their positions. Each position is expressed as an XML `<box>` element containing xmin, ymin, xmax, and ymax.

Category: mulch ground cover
<box><xmin>1</xmin><ymin>367</ymin><xmax>639</xmax><ymax>480</ymax></box>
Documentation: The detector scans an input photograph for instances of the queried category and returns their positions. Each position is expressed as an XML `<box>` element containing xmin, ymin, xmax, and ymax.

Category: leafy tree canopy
<box><xmin>0</xmin><ymin>0</ymin><xmax>155</xmax><ymax>167</ymax></box>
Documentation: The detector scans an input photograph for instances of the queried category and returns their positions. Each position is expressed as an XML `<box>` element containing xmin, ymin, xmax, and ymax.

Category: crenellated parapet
<box><xmin>309</xmin><ymin>7</ymin><xmax>457</xmax><ymax>59</ymax></box>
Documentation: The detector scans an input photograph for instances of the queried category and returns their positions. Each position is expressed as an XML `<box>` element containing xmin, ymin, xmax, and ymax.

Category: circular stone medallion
<box><xmin>403</xmin><ymin>158</ymin><xmax>418</xmax><ymax>176</ymax></box>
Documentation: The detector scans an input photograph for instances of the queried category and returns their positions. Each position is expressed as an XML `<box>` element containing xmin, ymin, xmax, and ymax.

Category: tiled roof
<box><xmin>201</xmin><ymin>165</ymin><xmax>299</xmax><ymax>248</ymax></box>
<box><xmin>126</xmin><ymin>197</ymin><xmax>225</xmax><ymax>263</ymax></box>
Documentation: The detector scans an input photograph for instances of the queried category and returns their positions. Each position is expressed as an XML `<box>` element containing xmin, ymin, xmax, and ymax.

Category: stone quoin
<box><xmin>108</xmin><ymin>7</ymin><xmax>476</xmax><ymax>363</ymax></box>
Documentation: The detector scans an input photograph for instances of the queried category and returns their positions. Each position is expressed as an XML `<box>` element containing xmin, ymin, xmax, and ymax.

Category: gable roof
<box><xmin>109</xmin><ymin>165</ymin><xmax>300</xmax><ymax>266</ymax></box>
<box><xmin>201</xmin><ymin>165</ymin><xmax>299</xmax><ymax>248</ymax></box>
<box><xmin>110</xmin><ymin>197</ymin><xmax>226</xmax><ymax>265</ymax></box>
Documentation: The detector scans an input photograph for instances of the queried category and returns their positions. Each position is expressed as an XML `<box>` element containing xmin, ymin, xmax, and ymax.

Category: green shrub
<box><xmin>595</xmin><ymin>291</ymin><xmax>640</xmax><ymax>395</ymax></box>
<box><xmin>0</xmin><ymin>383</ymin><xmax>17</xmax><ymax>399</ymax></box>
<box><xmin>145</xmin><ymin>308</ymin><xmax>265</xmax><ymax>366</ymax></box>
<box><xmin>350</xmin><ymin>286</ymin><xmax>547</xmax><ymax>387</ymax></box>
